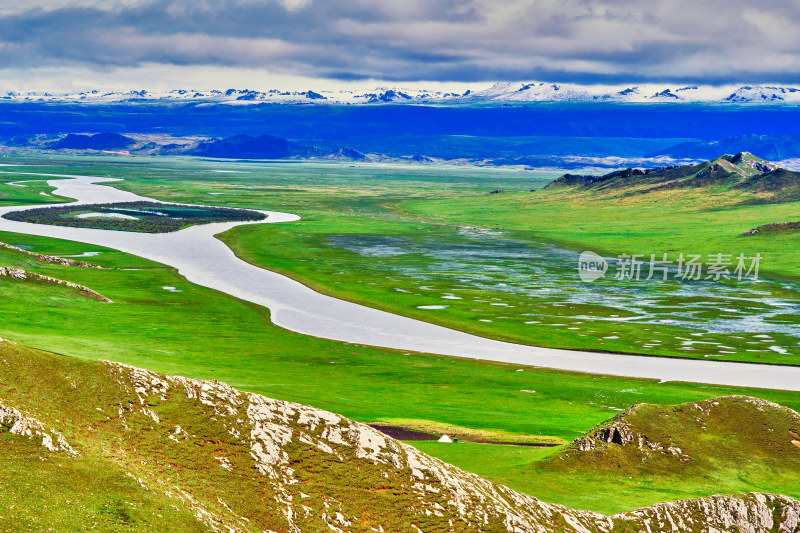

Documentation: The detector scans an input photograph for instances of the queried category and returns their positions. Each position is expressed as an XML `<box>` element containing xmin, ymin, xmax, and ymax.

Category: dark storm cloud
<box><xmin>2</xmin><ymin>0</ymin><xmax>800</xmax><ymax>83</ymax></box>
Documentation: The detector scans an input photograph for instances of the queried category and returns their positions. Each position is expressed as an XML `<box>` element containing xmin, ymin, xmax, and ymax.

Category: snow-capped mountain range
<box><xmin>4</xmin><ymin>83</ymin><xmax>800</xmax><ymax>105</ymax></box>
<box><xmin>466</xmin><ymin>83</ymin><xmax>800</xmax><ymax>104</ymax></box>
<box><xmin>0</xmin><ymin>87</ymin><xmax>465</xmax><ymax>105</ymax></box>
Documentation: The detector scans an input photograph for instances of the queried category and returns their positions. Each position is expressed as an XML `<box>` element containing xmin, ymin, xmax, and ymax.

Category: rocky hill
<box><xmin>545</xmin><ymin>152</ymin><xmax>800</xmax><ymax>201</ymax></box>
<box><xmin>534</xmin><ymin>395</ymin><xmax>800</xmax><ymax>528</ymax></box>
<box><xmin>568</xmin><ymin>395</ymin><xmax>800</xmax><ymax>459</ymax></box>
<box><xmin>0</xmin><ymin>341</ymin><xmax>799</xmax><ymax>532</ymax></box>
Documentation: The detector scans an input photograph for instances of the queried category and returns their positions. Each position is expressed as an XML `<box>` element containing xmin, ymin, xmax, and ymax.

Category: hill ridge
<box><xmin>544</xmin><ymin>153</ymin><xmax>800</xmax><ymax>201</ymax></box>
<box><xmin>571</xmin><ymin>395</ymin><xmax>800</xmax><ymax>454</ymax></box>
<box><xmin>1</xmin><ymin>341</ymin><xmax>799</xmax><ymax>531</ymax></box>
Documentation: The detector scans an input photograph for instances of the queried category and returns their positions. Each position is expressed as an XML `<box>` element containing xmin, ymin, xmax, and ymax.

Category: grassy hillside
<box><xmin>1</xmin><ymin>340</ymin><xmax>799</xmax><ymax>532</ymax></box>
<box><xmin>417</xmin><ymin>395</ymin><xmax>800</xmax><ymax>515</ymax></box>
<box><xmin>0</xmin><ymin>340</ymin><xmax>547</xmax><ymax>532</ymax></box>
<box><xmin>551</xmin><ymin>395</ymin><xmax>800</xmax><ymax>511</ymax></box>
<box><xmin>544</xmin><ymin>152</ymin><xmax>799</xmax><ymax>198</ymax></box>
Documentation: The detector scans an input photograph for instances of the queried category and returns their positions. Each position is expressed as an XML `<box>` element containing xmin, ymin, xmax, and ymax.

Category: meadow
<box><xmin>0</xmin><ymin>156</ymin><xmax>799</xmax><ymax>513</ymax></box>
<box><xmin>70</xmin><ymin>156</ymin><xmax>799</xmax><ymax>365</ymax></box>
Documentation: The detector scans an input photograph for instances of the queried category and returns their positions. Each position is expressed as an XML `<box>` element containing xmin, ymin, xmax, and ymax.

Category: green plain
<box><xmin>0</xmin><ymin>155</ymin><xmax>798</xmax><ymax>514</ymax></box>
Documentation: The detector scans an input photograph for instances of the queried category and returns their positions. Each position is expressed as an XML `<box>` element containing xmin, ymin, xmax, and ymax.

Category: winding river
<box><xmin>1</xmin><ymin>173</ymin><xmax>799</xmax><ymax>391</ymax></box>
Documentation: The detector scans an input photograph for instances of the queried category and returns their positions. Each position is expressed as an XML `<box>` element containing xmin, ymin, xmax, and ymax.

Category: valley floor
<box><xmin>1</xmin><ymin>155</ymin><xmax>799</xmax><ymax>516</ymax></box>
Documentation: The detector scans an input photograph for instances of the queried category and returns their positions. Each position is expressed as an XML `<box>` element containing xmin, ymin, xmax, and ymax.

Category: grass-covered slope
<box><xmin>1</xmin><ymin>341</ymin><xmax>799</xmax><ymax>532</ymax></box>
<box><xmin>567</xmin><ymin>395</ymin><xmax>800</xmax><ymax>461</ymax></box>
<box><xmin>527</xmin><ymin>396</ymin><xmax>800</xmax><ymax>513</ymax></box>
<box><xmin>544</xmin><ymin>152</ymin><xmax>800</xmax><ymax>200</ymax></box>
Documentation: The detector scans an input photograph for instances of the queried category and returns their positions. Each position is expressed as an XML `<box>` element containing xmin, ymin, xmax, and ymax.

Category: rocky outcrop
<box><xmin>617</xmin><ymin>493</ymin><xmax>799</xmax><ymax>533</ymax></box>
<box><xmin>0</xmin><ymin>267</ymin><xmax>112</xmax><ymax>302</ymax></box>
<box><xmin>103</xmin><ymin>363</ymin><xmax>800</xmax><ymax>532</ymax></box>
<box><xmin>0</xmin><ymin>241</ymin><xmax>106</xmax><ymax>268</ymax></box>
<box><xmin>108</xmin><ymin>362</ymin><xmax>607</xmax><ymax>532</ymax></box>
<box><xmin>569</xmin><ymin>395</ymin><xmax>800</xmax><ymax>462</ymax></box>
<box><xmin>743</xmin><ymin>220</ymin><xmax>800</xmax><ymax>236</ymax></box>
<box><xmin>694</xmin><ymin>162</ymin><xmax>725</xmax><ymax>178</ymax></box>
<box><xmin>571</xmin><ymin>404</ymin><xmax>687</xmax><ymax>460</ymax></box>
<box><xmin>0</xmin><ymin>401</ymin><xmax>76</xmax><ymax>455</ymax></box>
<box><xmin>727</xmin><ymin>151</ymin><xmax>779</xmax><ymax>172</ymax></box>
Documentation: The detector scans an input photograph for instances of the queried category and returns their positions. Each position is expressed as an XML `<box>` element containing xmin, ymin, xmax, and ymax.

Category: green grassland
<box><xmin>1</xmin><ymin>155</ymin><xmax>799</xmax><ymax>515</ymax></box>
<box><xmin>8</xmin><ymin>230</ymin><xmax>788</xmax><ymax>443</ymax></box>
<box><xmin>0</xmin><ymin>176</ymin><xmax>71</xmax><ymax>206</ymax></box>
<box><xmin>62</xmin><ymin>155</ymin><xmax>799</xmax><ymax>365</ymax></box>
<box><xmin>1</xmin><ymin>236</ymin><xmax>799</xmax><ymax>515</ymax></box>
<box><xmin>412</xmin><ymin>395</ymin><xmax>800</xmax><ymax>514</ymax></box>
<box><xmin>405</xmin><ymin>183</ymin><xmax>800</xmax><ymax>280</ymax></box>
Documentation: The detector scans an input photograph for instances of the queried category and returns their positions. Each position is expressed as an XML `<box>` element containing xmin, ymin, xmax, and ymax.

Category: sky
<box><xmin>1</xmin><ymin>0</ymin><xmax>800</xmax><ymax>92</ymax></box>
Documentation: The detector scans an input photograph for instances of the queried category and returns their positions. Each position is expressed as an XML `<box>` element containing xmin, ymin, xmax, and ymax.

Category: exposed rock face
<box><xmin>571</xmin><ymin>396</ymin><xmax>800</xmax><ymax>463</ymax></box>
<box><xmin>0</xmin><ymin>401</ymin><xmax>76</xmax><ymax>455</ymax></box>
<box><xmin>572</xmin><ymin>425</ymin><xmax>688</xmax><ymax>460</ymax></box>
<box><xmin>743</xmin><ymin>220</ymin><xmax>800</xmax><ymax>236</ymax></box>
<box><xmin>102</xmin><ymin>363</ymin><xmax>800</xmax><ymax>532</ymax></box>
<box><xmin>570</xmin><ymin>404</ymin><xmax>687</xmax><ymax>460</ymax></box>
<box><xmin>542</xmin><ymin>154</ymin><xmax>800</xmax><ymax>201</ymax></box>
<box><xmin>618</xmin><ymin>493</ymin><xmax>800</xmax><ymax>533</ymax></box>
<box><xmin>109</xmin><ymin>362</ymin><xmax>608</xmax><ymax>532</ymax></box>
<box><xmin>727</xmin><ymin>151</ymin><xmax>779</xmax><ymax>172</ymax></box>
<box><xmin>746</xmin><ymin>160</ymin><xmax>778</xmax><ymax>173</ymax></box>
<box><xmin>694</xmin><ymin>162</ymin><xmax>726</xmax><ymax>180</ymax></box>
<box><xmin>0</xmin><ymin>241</ymin><xmax>106</xmax><ymax>268</ymax></box>
<box><xmin>0</xmin><ymin>266</ymin><xmax>112</xmax><ymax>302</ymax></box>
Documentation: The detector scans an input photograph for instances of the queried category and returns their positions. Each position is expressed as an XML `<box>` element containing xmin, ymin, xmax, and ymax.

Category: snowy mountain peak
<box><xmin>3</xmin><ymin>83</ymin><xmax>800</xmax><ymax>105</ymax></box>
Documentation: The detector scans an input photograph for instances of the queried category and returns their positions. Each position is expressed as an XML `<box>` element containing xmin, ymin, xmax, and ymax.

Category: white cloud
<box><xmin>0</xmin><ymin>63</ymin><xmax>488</xmax><ymax>93</ymax></box>
<box><xmin>0</xmin><ymin>0</ymin><xmax>799</xmax><ymax>85</ymax></box>
<box><xmin>0</xmin><ymin>0</ymin><xmax>147</xmax><ymax>15</ymax></box>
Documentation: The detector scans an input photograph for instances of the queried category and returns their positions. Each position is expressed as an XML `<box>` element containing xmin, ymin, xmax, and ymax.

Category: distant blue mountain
<box><xmin>189</xmin><ymin>134</ymin><xmax>292</xmax><ymax>159</ymax></box>
<box><xmin>50</xmin><ymin>132</ymin><xmax>136</xmax><ymax>150</ymax></box>
<box><xmin>4</xmin><ymin>103</ymin><xmax>800</xmax><ymax>166</ymax></box>
<box><xmin>1</xmin><ymin>102</ymin><xmax>797</xmax><ymax>141</ymax></box>
<box><xmin>650</xmin><ymin>134</ymin><xmax>800</xmax><ymax>160</ymax></box>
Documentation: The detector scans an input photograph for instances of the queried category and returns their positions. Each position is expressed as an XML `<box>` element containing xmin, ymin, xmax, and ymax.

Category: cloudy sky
<box><xmin>1</xmin><ymin>0</ymin><xmax>799</xmax><ymax>91</ymax></box>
